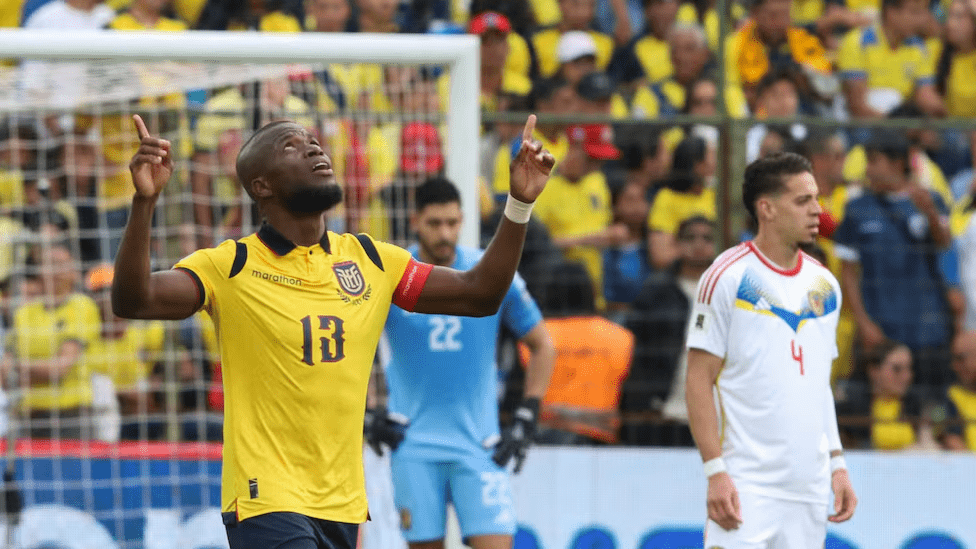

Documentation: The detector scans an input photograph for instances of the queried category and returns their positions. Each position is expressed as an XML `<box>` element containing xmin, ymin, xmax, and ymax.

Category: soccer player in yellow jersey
<box><xmin>112</xmin><ymin>114</ymin><xmax>555</xmax><ymax>548</ymax></box>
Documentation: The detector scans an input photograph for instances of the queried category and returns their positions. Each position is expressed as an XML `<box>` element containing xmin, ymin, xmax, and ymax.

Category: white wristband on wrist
<box><xmin>504</xmin><ymin>195</ymin><xmax>533</xmax><ymax>224</ymax></box>
<box><xmin>830</xmin><ymin>455</ymin><xmax>847</xmax><ymax>473</ymax></box>
<box><xmin>703</xmin><ymin>457</ymin><xmax>727</xmax><ymax>478</ymax></box>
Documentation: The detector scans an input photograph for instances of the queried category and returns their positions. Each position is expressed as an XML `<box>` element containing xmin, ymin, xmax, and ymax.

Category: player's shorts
<box><xmin>703</xmin><ymin>490</ymin><xmax>828</xmax><ymax>549</ymax></box>
<box><xmin>224</xmin><ymin>511</ymin><xmax>359</xmax><ymax>549</ymax></box>
<box><xmin>391</xmin><ymin>450</ymin><xmax>517</xmax><ymax>543</ymax></box>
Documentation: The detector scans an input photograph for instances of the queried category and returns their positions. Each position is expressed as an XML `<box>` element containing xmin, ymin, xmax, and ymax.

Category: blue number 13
<box><xmin>301</xmin><ymin>315</ymin><xmax>346</xmax><ymax>365</ymax></box>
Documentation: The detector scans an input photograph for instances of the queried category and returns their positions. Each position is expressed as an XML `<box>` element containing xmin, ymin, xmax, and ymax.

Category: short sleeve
<box><xmin>501</xmin><ymin>273</ymin><xmax>543</xmax><ymax>340</ymax></box>
<box><xmin>173</xmin><ymin>241</ymin><xmax>236</xmax><ymax>314</ymax></box>
<box><xmin>836</xmin><ymin>29</ymin><xmax>866</xmax><ymax>80</ymax></box>
<box><xmin>685</xmin><ymin>265</ymin><xmax>735</xmax><ymax>359</ymax></box>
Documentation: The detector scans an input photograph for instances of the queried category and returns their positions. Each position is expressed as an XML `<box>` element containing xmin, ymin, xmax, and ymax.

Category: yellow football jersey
<box><xmin>174</xmin><ymin>224</ymin><xmax>430</xmax><ymax>523</ymax></box>
<box><xmin>9</xmin><ymin>293</ymin><xmax>101</xmax><ymax>410</ymax></box>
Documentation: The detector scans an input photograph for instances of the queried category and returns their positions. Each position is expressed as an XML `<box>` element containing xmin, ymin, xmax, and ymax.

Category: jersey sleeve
<box><xmin>172</xmin><ymin>240</ymin><xmax>238</xmax><ymax>315</ymax></box>
<box><xmin>685</xmin><ymin>263</ymin><xmax>735</xmax><ymax>358</ymax></box>
<box><xmin>501</xmin><ymin>272</ymin><xmax>543</xmax><ymax>339</ymax></box>
<box><xmin>369</xmin><ymin>237</ymin><xmax>433</xmax><ymax>312</ymax></box>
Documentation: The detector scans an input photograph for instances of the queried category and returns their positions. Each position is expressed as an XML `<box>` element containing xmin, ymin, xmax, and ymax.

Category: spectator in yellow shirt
<box><xmin>935</xmin><ymin>0</ymin><xmax>976</xmax><ymax>195</ymax></box>
<box><xmin>647</xmin><ymin>134</ymin><xmax>717</xmax><ymax>269</ymax></box>
<box><xmin>470</xmin><ymin>12</ymin><xmax>533</xmax><ymax>113</ymax></box>
<box><xmin>491</xmin><ymin>76</ymin><xmax>575</xmax><ymax>201</ymax></box>
<box><xmin>195</xmin><ymin>0</ymin><xmax>302</xmax><ymax>30</ymax></box>
<box><xmin>943</xmin><ymin>329</ymin><xmax>976</xmax><ymax>451</ymax></box>
<box><xmin>534</xmin><ymin>124</ymin><xmax>628</xmax><ymax>305</ymax></box>
<box><xmin>837</xmin><ymin>0</ymin><xmax>944</xmax><ymax>119</ymax></box>
<box><xmin>725</xmin><ymin>0</ymin><xmax>832</xmax><ymax>111</ymax></box>
<box><xmin>533</xmin><ymin>0</ymin><xmax>616</xmax><ymax>77</ymax></box>
<box><xmin>612</xmin><ymin>0</ymin><xmax>679</xmax><ymax>88</ymax></box>
<box><xmin>2</xmin><ymin>241</ymin><xmax>100</xmax><ymax>439</ymax></box>
<box><xmin>84</xmin><ymin>264</ymin><xmax>166</xmax><ymax>441</ymax></box>
<box><xmin>108</xmin><ymin>0</ymin><xmax>188</xmax><ymax>29</ymax></box>
<box><xmin>575</xmin><ymin>71</ymin><xmax>630</xmax><ymax>118</ymax></box>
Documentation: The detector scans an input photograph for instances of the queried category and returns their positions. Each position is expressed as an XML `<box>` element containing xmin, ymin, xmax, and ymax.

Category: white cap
<box><xmin>557</xmin><ymin>31</ymin><xmax>597</xmax><ymax>63</ymax></box>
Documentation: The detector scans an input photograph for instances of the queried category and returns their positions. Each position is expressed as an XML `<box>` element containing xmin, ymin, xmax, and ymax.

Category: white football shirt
<box><xmin>687</xmin><ymin>241</ymin><xmax>843</xmax><ymax>503</ymax></box>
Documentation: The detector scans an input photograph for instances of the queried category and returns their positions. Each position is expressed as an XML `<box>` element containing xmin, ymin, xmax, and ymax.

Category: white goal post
<box><xmin>0</xmin><ymin>28</ymin><xmax>482</xmax><ymax>247</ymax></box>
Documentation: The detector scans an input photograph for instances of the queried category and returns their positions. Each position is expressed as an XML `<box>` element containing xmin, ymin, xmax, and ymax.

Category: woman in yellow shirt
<box><xmin>936</xmin><ymin>0</ymin><xmax>976</xmax><ymax>183</ymax></box>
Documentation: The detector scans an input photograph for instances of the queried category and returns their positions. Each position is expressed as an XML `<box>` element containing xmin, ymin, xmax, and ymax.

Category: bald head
<box><xmin>235</xmin><ymin>120</ymin><xmax>300</xmax><ymax>199</ymax></box>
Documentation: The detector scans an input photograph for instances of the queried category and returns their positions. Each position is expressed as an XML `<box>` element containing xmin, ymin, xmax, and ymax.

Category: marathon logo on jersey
<box><xmin>334</xmin><ymin>261</ymin><xmax>373</xmax><ymax>304</ymax></box>
<box><xmin>251</xmin><ymin>269</ymin><xmax>303</xmax><ymax>286</ymax></box>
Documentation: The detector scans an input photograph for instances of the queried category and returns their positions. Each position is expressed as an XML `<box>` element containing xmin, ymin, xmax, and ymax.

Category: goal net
<box><xmin>0</xmin><ymin>28</ymin><xmax>478</xmax><ymax>549</ymax></box>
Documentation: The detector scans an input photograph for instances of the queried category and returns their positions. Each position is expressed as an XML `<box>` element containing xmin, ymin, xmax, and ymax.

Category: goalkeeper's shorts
<box><xmin>390</xmin><ymin>450</ymin><xmax>517</xmax><ymax>542</ymax></box>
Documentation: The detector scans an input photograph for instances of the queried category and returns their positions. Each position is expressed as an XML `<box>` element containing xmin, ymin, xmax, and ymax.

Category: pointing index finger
<box><xmin>522</xmin><ymin>114</ymin><xmax>537</xmax><ymax>144</ymax></box>
<box><xmin>132</xmin><ymin>114</ymin><xmax>150</xmax><ymax>140</ymax></box>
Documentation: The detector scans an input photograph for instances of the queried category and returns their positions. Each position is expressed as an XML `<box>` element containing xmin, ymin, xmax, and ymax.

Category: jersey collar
<box><xmin>256</xmin><ymin>222</ymin><xmax>332</xmax><ymax>256</ymax></box>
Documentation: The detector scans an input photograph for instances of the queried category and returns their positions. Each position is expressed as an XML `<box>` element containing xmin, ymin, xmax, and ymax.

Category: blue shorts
<box><xmin>390</xmin><ymin>450</ymin><xmax>517</xmax><ymax>542</ymax></box>
<box><xmin>224</xmin><ymin>511</ymin><xmax>359</xmax><ymax>549</ymax></box>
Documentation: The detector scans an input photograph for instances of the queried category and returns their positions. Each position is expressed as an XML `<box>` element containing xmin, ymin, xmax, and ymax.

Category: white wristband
<box><xmin>703</xmin><ymin>457</ymin><xmax>727</xmax><ymax>478</ymax></box>
<box><xmin>830</xmin><ymin>455</ymin><xmax>847</xmax><ymax>472</ymax></box>
<box><xmin>503</xmin><ymin>194</ymin><xmax>533</xmax><ymax>224</ymax></box>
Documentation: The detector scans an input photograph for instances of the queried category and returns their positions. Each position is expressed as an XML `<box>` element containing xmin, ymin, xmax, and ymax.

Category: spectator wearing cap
<box><xmin>833</xmin><ymin>132</ymin><xmax>954</xmax><ymax>403</ymax></box>
<box><xmin>532</xmin><ymin>0</ymin><xmax>615</xmax><ymax>78</ymax></box>
<box><xmin>646</xmin><ymin>133</ymin><xmax>716</xmax><ymax>270</ymax></box>
<box><xmin>82</xmin><ymin>263</ymin><xmax>166</xmax><ymax>441</ymax></box>
<box><xmin>491</xmin><ymin>76</ymin><xmax>576</xmax><ymax>203</ymax></box>
<box><xmin>557</xmin><ymin>30</ymin><xmax>601</xmax><ymax>85</ymax></box>
<box><xmin>611</xmin><ymin>0</ymin><xmax>679</xmax><ymax>88</ymax></box>
<box><xmin>533</xmin><ymin>124</ymin><xmax>629</xmax><ymax>307</ymax></box>
<box><xmin>576</xmin><ymin>71</ymin><xmax>630</xmax><ymax>117</ymax></box>
<box><xmin>837</xmin><ymin>0</ymin><xmax>944</xmax><ymax>119</ymax></box>
<box><xmin>724</xmin><ymin>0</ymin><xmax>832</xmax><ymax>112</ymax></box>
<box><xmin>1</xmin><ymin>240</ymin><xmax>100</xmax><ymax>439</ymax></box>
<box><xmin>469</xmin><ymin>8</ymin><xmax>535</xmax><ymax>81</ymax></box>
<box><xmin>470</xmin><ymin>11</ymin><xmax>533</xmax><ymax>113</ymax></box>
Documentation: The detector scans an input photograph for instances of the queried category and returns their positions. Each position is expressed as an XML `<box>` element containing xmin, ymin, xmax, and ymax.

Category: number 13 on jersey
<box><xmin>301</xmin><ymin>315</ymin><xmax>346</xmax><ymax>364</ymax></box>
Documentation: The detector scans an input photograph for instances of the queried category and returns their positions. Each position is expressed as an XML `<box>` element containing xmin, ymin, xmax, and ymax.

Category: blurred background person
<box><xmin>646</xmin><ymin>133</ymin><xmax>717</xmax><ymax>270</ymax></box>
<box><xmin>523</xmin><ymin>261</ymin><xmax>633</xmax><ymax>445</ymax></box>
<box><xmin>2</xmin><ymin>240</ymin><xmax>99</xmax><ymax>439</ymax></box>
<box><xmin>943</xmin><ymin>329</ymin><xmax>976</xmax><ymax>451</ymax></box>
<box><xmin>836</xmin><ymin>340</ymin><xmax>927</xmax><ymax>450</ymax></box>
<box><xmin>622</xmin><ymin>215</ymin><xmax>716</xmax><ymax>446</ymax></box>
<box><xmin>602</xmin><ymin>181</ymin><xmax>651</xmax><ymax>321</ymax></box>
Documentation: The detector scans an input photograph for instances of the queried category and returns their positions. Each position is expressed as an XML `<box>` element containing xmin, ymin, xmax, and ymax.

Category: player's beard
<box><xmin>283</xmin><ymin>182</ymin><xmax>343</xmax><ymax>214</ymax></box>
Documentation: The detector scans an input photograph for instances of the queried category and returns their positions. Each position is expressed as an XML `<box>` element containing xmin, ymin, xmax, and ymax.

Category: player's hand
<box><xmin>492</xmin><ymin>398</ymin><xmax>540</xmax><ymax>474</ymax></box>
<box><xmin>363</xmin><ymin>406</ymin><xmax>409</xmax><ymax>456</ymax></box>
<box><xmin>129</xmin><ymin>114</ymin><xmax>173</xmax><ymax>199</ymax></box>
<box><xmin>829</xmin><ymin>468</ymin><xmax>857</xmax><ymax>523</ymax></box>
<box><xmin>509</xmin><ymin>115</ymin><xmax>556</xmax><ymax>204</ymax></box>
<box><xmin>707</xmin><ymin>472</ymin><xmax>742</xmax><ymax>531</ymax></box>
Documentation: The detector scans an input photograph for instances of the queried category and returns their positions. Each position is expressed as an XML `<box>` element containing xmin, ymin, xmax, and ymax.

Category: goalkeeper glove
<box><xmin>492</xmin><ymin>398</ymin><xmax>540</xmax><ymax>474</ymax></box>
<box><xmin>364</xmin><ymin>406</ymin><xmax>410</xmax><ymax>456</ymax></box>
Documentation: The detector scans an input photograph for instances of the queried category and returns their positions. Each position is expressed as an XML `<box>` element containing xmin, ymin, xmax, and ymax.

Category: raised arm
<box><xmin>111</xmin><ymin>115</ymin><xmax>204</xmax><ymax>321</ymax></box>
<box><xmin>412</xmin><ymin>115</ymin><xmax>555</xmax><ymax>317</ymax></box>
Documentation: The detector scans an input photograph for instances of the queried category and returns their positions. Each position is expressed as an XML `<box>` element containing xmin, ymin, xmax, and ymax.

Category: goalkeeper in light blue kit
<box><xmin>379</xmin><ymin>177</ymin><xmax>555</xmax><ymax>549</ymax></box>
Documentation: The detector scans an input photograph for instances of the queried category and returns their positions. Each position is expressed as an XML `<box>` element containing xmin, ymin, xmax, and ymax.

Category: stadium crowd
<box><xmin>0</xmin><ymin>0</ymin><xmax>974</xmax><ymax>452</ymax></box>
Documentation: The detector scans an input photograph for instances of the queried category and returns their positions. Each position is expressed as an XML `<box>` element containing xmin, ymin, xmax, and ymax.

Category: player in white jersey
<box><xmin>685</xmin><ymin>152</ymin><xmax>857</xmax><ymax>548</ymax></box>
